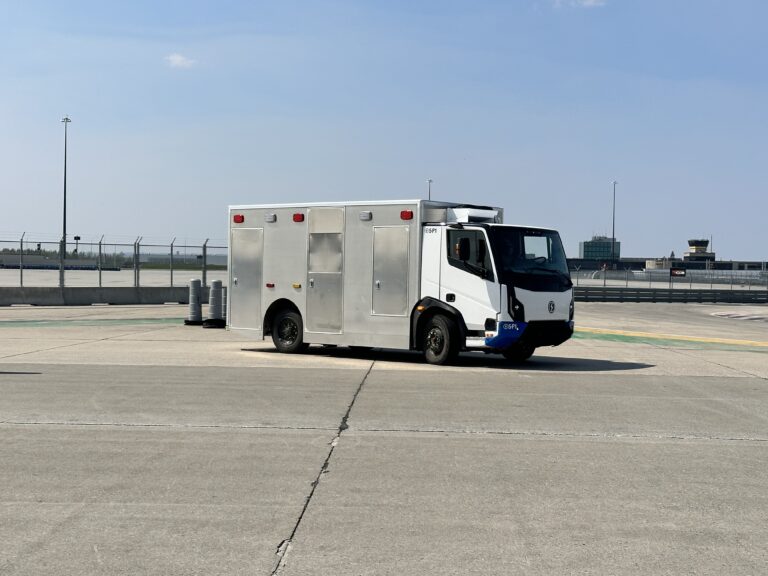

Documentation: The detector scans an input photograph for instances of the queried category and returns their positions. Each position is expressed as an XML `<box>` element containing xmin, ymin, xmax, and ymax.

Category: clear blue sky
<box><xmin>1</xmin><ymin>0</ymin><xmax>766</xmax><ymax>260</ymax></box>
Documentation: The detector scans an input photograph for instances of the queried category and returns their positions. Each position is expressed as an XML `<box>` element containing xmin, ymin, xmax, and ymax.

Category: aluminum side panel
<box><xmin>341</xmin><ymin>204</ymin><xmax>418</xmax><ymax>349</ymax></box>
<box><xmin>261</xmin><ymin>208</ymin><xmax>308</xmax><ymax>322</ymax></box>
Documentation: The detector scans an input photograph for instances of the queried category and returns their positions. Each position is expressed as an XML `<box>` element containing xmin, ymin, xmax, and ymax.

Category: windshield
<box><xmin>487</xmin><ymin>226</ymin><xmax>571</xmax><ymax>289</ymax></box>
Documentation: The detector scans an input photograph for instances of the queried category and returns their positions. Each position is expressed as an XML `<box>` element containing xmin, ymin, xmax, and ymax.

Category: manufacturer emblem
<box><xmin>548</xmin><ymin>301</ymin><xmax>556</xmax><ymax>314</ymax></box>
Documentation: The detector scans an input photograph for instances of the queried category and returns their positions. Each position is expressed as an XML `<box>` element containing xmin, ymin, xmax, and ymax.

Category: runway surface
<box><xmin>0</xmin><ymin>302</ymin><xmax>766</xmax><ymax>575</ymax></box>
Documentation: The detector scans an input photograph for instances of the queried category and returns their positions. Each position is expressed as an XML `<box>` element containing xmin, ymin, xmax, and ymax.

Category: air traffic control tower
<box><xmin>683</xmin><ymin>239</ymin><xmax>715</xmax><ymax>266</ymax></box>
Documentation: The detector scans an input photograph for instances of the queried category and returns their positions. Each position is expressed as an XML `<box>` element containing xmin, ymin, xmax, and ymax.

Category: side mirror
<box><xmin>455</xmin><ymin>238</ymin><xmax>470</xmax><ymax>261</ymax></box>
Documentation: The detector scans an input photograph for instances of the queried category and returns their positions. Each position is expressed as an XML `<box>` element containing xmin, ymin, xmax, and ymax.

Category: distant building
<box><xmin>579</xmin><ymin>235</ymin><xmax>621</xmax><ymax>260</ymax></box>
<box><xmin>683</xmin><ymin>239</ymin><xmax>715</xmax><ymax>266</ymax></box>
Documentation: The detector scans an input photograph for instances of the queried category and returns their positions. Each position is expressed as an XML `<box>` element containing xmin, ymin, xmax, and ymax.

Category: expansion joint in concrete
<box><xmin>270</xmin><ymin>361</ymin><xmax>375</xmax><ymax>575</ymax></box>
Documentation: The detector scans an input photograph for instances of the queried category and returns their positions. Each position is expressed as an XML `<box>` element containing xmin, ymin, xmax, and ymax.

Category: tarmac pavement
<box><xmin>0</xmin><ymin>302</ymin><xmax>766</xmax><ymax>575</ymax></box>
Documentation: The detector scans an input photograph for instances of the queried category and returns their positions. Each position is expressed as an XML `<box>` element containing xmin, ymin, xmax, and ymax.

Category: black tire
<box><xmin>502</xmin><ymin>343</ymin><xmax>535</xmax><ymax>363</ymax></box>
<box><xmin>423</xmin><ymin>315</ymin><xmax>460</xmax><ymax>365</ymax></box>
<box><xmin>272</xmin><ymin>309</ymin><xmax>307</xmax><ymax>353</ymax></box>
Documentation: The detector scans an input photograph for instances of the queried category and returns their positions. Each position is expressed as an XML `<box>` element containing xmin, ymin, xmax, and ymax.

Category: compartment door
<box><xmin>229</xmin><ymin>227</ymin><xmax>264</xmax><ymax>330</ymax></box>
<box><xmin>307</xmin><ymin>208</ymin><xmax>344</xmax><ymax>333</ymax></box>
<box><xmin>372</xmin><ymin>226</ymin><xmax>409</xmax><ymax>316</ymax></box>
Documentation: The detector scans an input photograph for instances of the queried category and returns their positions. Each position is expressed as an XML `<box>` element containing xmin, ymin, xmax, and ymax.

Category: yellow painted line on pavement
<box><xmin>576</xmin><ymin>326</ymin><xmax>768</xmax><ymax>348</ymax></box>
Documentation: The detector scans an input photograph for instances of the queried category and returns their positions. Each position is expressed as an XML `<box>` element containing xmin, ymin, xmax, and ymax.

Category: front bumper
<box><xmin>484</xmin><ymin>320</ymin><xmax>574</xmax><ymax>350</ymax></box>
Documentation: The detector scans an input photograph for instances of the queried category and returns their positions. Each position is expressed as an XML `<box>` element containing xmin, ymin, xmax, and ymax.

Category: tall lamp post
<box><xmin>611</xmin><ymin>180</ymin><xmax>617</xmax><ymax>266</ymax></box>
<box><xmin>426</xmin><ymin>178</ymin><xmax>433</xmax><ymax>201</ymax></box>
<box><xmin>59</xmin><ymin>116</ymin><xmax>71</xmax><ymax>288</ymax></box>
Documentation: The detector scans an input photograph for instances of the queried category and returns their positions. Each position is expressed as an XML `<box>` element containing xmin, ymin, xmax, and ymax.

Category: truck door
<box><xmin>441</xmin><ymin>228</ymin><xmax>500</xmax><ymax>331</ymax></box>
<box><xmin>229</xmin><ymin>227</ymin><xmax>264</xmax><ymax>330</ymax></box>
<box><xmin>372</xmin><ymin>225</ymin><xmax>409</xmax><ymax>316</ymax></box>
<box><xmin>307</xmin><ymin>207</ymin><xmax>345</xmax><ymax>333</ymax></box>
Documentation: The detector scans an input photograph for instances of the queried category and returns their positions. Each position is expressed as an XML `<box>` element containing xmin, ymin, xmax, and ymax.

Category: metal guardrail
<box><xmin>570</xmin><ymin>268</ymin><xmax>768</xmax><ymax>291</ymax></box>
<box><xmin>575</xmin><ymin>287</ymin><xmax>768</xmax><ymax>304</ymax></box>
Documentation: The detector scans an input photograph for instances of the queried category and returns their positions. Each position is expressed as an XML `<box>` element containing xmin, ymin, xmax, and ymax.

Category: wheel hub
<box><xmin>426</xmin><ymin>327</ymin><xmax>444</xmax><ymax>353</ymax></box>
<box><xmin>278</xmin><ymin>319</ymin><xmax>297</xmax><ymax>343</ymax></box>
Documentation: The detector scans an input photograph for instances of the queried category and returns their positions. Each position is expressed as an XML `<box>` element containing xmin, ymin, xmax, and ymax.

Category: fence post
<box><xmin>133</xmin><ymin>236</ymin><xmax>142</xmax><ymax>288</ymax></box>
<box><xmin>59</xmin><ymin>237</ymin><xmax>65</xmax><ymax>288</ymax></box>
<box><xmin>98</xmin><ymin>235</ymin><xmax>104</xmax><ymax>288</ymax></box>
<box><xmin>170</xmin><ymin>237</ymin><xmax>176</xmax><ymax>288</ymax></box>
<box><xmin>202</xmin><ymin>238</ymin><xmax>209</xmax><ymax>288</ymax></box>
<box><xmin>19</xmin><ymin>232</ymin><xmax>25</xmax><ymax>288</ymax></box>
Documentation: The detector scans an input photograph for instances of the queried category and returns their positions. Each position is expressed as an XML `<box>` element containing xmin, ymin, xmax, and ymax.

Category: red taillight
<box><xmin>400</xmin><ymin>210</ymin><xmax>414</xmax><ymax>220</ymax></box>
<box><xmin>293</xmin><ymin>213</ymin><xmax>305</xmax><ymax>222</ymax></box>
<box><xmin>233</xmin><ymin>214</ymin><xmax>245</xmax><ymax>224</ymax></box>
<box><xmin>266</xmin><ymin>282</ymin><xmax>275</xmax><ymax>288</ymax></box>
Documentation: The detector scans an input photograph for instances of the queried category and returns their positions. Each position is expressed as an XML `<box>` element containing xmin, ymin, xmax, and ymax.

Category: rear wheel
<box><xmin>423</xmin><ymin>315</ymin><xmax>460</xmax><ymax>365</ymax></box>
<box><xmin>502</xmin><ymin>343</ymin><xmax>535</xmax><ymax>363</ymax></box>
<box><xmin>272</xmin><ymin>309</ymin><xmax>308</xmax><ymax>353</ymax></box>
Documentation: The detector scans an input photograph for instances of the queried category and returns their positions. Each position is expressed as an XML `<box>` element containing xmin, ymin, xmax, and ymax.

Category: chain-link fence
<box><xmin>0</xmin><ymin>235</ymin><xmax>227</xmax><ymax>288</ymax></box>
<box><xmin>570</xmin><ymin>268</ymin><xmax>768</xmax><ymax>292</ymax></box>
<box><xmin>2</xmin><ymin>234</ymin><xmax>766</xmax><ymax>293</ymax></box>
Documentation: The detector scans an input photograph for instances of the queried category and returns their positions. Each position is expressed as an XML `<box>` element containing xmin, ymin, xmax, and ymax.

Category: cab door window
<box><xmin>446</xmin><ymin>229</ymin><xmax>494</xmax><ymax>281</ymax></box>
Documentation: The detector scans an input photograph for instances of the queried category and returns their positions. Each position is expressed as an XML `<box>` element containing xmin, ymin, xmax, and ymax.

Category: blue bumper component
<box><xmin>485</xmin><ymin>321</ymin><xmax>528</xmax><ymax>349</ymax></box>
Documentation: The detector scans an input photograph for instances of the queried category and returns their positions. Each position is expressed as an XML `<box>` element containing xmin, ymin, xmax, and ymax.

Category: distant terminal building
<box><xmin>579</xmin><ymin>235</ymin><xmax>620</xmax><ymax>261</ymax></box>
<box><xmin>569</xmin><ymin>235</ymin><xmax>766</xmax><ymax>272</ymax></box>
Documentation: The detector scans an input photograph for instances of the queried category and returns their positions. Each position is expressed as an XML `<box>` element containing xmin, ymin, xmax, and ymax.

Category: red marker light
<box><xmin>292</xmin><ymin>213</ymin><xmax>305</xmax><ymax>222</ymax></box>
<box><xmin>266</xmin><ymin>282</ymin><xmax>275</xmax><ymax>288</ymax></box>
<box><xmin>400</xmin><ymin>210</ymin><xmax>414</xmax><ymax>220</ymax></box>
<box><xmin>233</xmin><ymin>214</ymin><xmax>245</xmax><ymax>224</ymax></box>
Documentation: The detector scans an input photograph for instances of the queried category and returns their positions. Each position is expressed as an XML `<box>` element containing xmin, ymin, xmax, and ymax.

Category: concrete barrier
<box><xmin>0</xmin><ymin>287</ymin><xmax>209</xmax><ymax>306</ymax></box>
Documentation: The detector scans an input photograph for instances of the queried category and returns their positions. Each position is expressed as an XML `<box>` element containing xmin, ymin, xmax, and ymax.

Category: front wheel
<box><xmin>423</xmin><ymin>315</ymin><xmax>460</xmax><ymax>365</ymax></box>
<box><xmin>272</xmin><ymin>309</ymin><xmax>308</xmax><ymax>353</ymax></box>
<box><xmin>502</xmin><ymin>343</ymin><xmax>535</xmax><ymax>363</ymax></box>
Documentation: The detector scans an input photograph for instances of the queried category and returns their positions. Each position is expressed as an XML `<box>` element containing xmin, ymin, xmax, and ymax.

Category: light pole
<box><xmin>427</xmin><ymin>178</ymin><xmax>433</xmax><ymax>201</ymax></box>
<box><xmin>59</xmin><ymin>116</ymin><xmax>71</xmax><ymax>288</ymax></box>
<box><xmin>611</xmin><ymin>180</ymin><xmax>617</xmax><ymax>266</ymax></box>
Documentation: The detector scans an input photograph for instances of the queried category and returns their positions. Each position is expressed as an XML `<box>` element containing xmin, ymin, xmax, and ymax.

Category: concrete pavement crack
<box><xmin>270</xmin><ymin>360</ymin><xmax>375</xmax><ymax>575</ymax></box>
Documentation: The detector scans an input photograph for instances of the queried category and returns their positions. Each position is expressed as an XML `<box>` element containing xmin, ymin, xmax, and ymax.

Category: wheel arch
<box><xmin>263</xmin><ymin>298</ymin><xmax>301</xmax><ymax>336</ymax></box>
<box><xmin>410</xmin><ymin>297</ymin><xmax>468</xmax><ymax>350</ymax></box>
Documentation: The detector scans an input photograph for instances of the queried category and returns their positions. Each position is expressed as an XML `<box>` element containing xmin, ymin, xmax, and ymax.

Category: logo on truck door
<box><xmin>548</xmin><ymin>301</ymin><xmax>556</xmax><ymax>313</ymax></box>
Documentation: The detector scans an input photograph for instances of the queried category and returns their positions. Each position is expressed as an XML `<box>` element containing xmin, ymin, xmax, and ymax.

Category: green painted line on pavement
<box><xmin>573</xmin><ymin>330</ymin><xmax>768</xmax><ymax>353</ymax></box>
